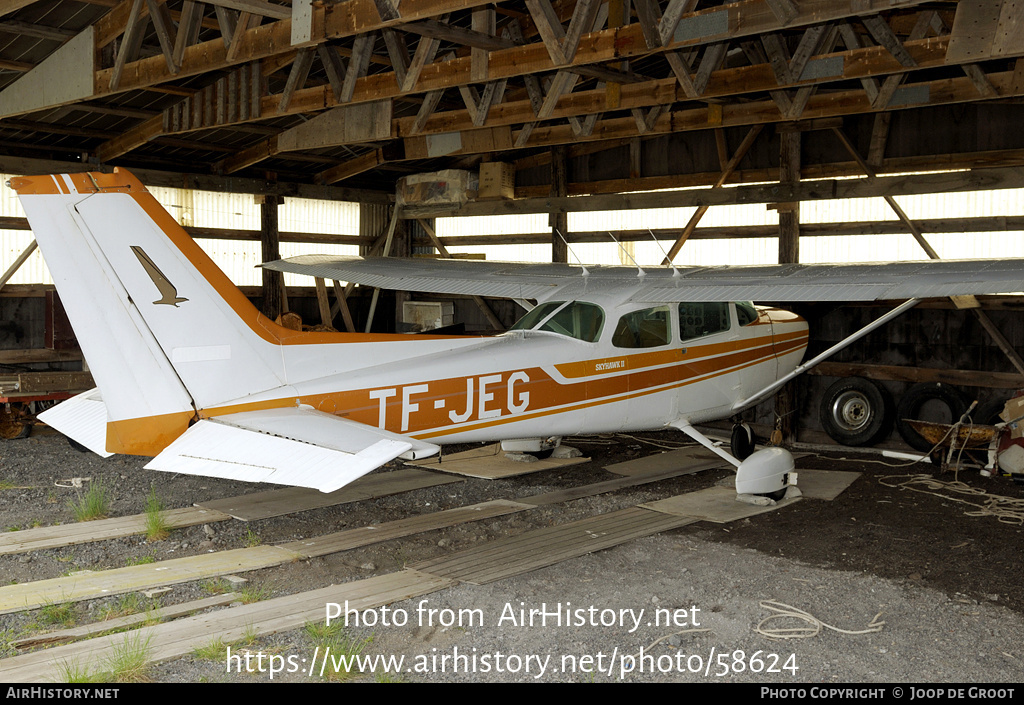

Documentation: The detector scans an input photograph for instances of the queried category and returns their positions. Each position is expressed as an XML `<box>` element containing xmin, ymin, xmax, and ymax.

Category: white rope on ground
<box><xmin>630</xmin><ymin>628</ymin><xmax>713</xmax><ymax>660</ymax></box>
<box><xmin>753</xmin><ymin>600</ymin><xmax>885</xmax><ymax>640</ymax></box>
<box><xmin>878</xmin><ymin>474</ymin><xmax>1024</xmax><ymax>525</ymax></box>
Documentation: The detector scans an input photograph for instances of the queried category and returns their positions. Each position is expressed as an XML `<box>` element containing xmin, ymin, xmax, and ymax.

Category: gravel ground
<box><xmin>1</xmin><ymin>430</ymin><xmax>1023</xmax><ymax>684</ymax></box>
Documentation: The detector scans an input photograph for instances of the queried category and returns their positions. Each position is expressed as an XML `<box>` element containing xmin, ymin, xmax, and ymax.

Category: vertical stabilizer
<box><xmin>11</xmin><ymin>170</ymin><xmax>294</xmax><ymax>453</ymax></box>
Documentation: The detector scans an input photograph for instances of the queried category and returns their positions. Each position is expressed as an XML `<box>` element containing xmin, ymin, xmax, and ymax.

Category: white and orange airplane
<box><xmin>11</xmin><ymin>169</ymin><xmax>1024</xmax><ymax>496</ymax></box>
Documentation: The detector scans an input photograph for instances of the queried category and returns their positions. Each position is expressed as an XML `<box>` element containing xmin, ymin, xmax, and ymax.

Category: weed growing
<box><xmin>69</xmin><ymin>479</ymin><xmax>110</xmax><ymax>522</ymax></box>
<box><xmin>143</xmin><ymin>488</ymin><xmax>169</xmax><ymax>542</ymax></box>
<box><xmin>303</xmin><ymin>621</ymin><xmax>373</xmax><ymax>682</ymax></box>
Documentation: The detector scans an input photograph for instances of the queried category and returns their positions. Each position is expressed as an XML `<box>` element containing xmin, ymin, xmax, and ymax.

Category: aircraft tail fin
<box><xmin>10</xmin><ymin>170</ymin><xmax>302</xmax><ymax>454</ymax></box>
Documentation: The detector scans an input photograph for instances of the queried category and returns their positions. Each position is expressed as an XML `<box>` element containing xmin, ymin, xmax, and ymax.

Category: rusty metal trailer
<box><xmin>0</xmin><ymin>371</ymin><xmax>93</xmax><ymax>439</ymax></box>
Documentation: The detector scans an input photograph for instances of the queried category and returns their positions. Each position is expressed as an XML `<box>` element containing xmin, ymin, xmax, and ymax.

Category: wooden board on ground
<box><xmin>0</xmin><ymin>570</ymin><xmax>454</xmax><ymax>682</ymax></box>
<box><xmin>410</xmin><ymin>443</ymin><xmax>590</xmax><ymax>479</ymax></box>
<box><xmin>196</xmin><ymin>467</ymin><xmax>462</xmax><ymax>521</ymax></box>
<box><xmin>279</xmin><ymin>499</ymin><xmax>533</xmax><ymax>559</ymax></box>
<box><xmin>795</xmin><ymin>469</ymin><xmax>861</xmax><ymax>500</ymax></box>
<box><xmin>11</xmin><ymin>593</ymin><xmax>242</xmax><ymax>649</ymax></box>
<box><xmin>0</xmin><ymin>546</ymin><xmax>300</xmax><ymax>615</ymax></box>
<box><xmin>411</xmin><ymin>507</ymin><xmax>695</xmax><ymax>585</ymax></box>
<box><xmin>641</xmin><ymin>486</ymin><xmax>801</xmax><ymax>523</ymax></box>
<box><xmin>603</xmin><ymin>445</ymin><xmax>723</xmax><ymax>476</ymax></box>
<box><xmin>0</xmin><ymin>507</ymin><xmax>232</xmax><ymax>556</ymax></box>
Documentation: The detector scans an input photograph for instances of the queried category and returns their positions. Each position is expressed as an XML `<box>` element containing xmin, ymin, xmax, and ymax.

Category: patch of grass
<box><xmin>125</xmin><ymin>551</ymin><xmax>157</xmax><ymax>567</ymax></box>
<box><xmin>201</xmin><ymin>578</ymin><xmax>231</xmax><ymax>595</ymax></box>
<box><xmin>0</xmin><ymin>480</ymin><xmax>17</xmax><ymax>491</ymax></box>
<box><xmin>303</xmin><ymin>621</ymin><xmax>373</xmax><ymax>682</ymax></box>
<box><xmin>5</xmin><ymin>526</ymin><xmax>19</xmax><ymax>532</ymax></box>
<box><xmin>143</xmin><ymin>487</ymin><xmax>169</xmax><ymax>542</ymax></box>
<box><xmin>102</xmin><ymin>631</ymin><xmax>153</xmax><ymax>683</ymax></box>
<box><xmin>98</xmin><ymin>593</ymin><xmax>154</xmax><ymax>621</ymax></box>
<box><xmin>244</xmin><ymin>529</ymin><xmax>262</xmax><ymax>548</ymax></box>
<box><xmin>238</xmin><ymin>583</ymin><xmax>271</xmax><ymax>604</ymax></box>
<box><xmin>373</xmin><ymin>669</ymin><xmax>405</xmax><ymax>683</ymax></box>
<box><xmin>38</xmin><ymin>600</ymin><xmax>76</xmax><ymax>628</ymax></box>
<box><xmin>192</xmin><ymin>636</ymin><xmax>228</xmax><ymax>661</ymax></box>
<box><xmin>69</xmin><ymin>479</ymin><xmax>110</xmax><ymax>522</ymax></box>
<box><xmin>238</xmin><ymin>622</ymin><xmax>260</xmax><ymax>647</ymax></box>
<box><xmin>53</xmin><ymin>658</ymin><xmax>101</xmax><ymax>684</ymax></box>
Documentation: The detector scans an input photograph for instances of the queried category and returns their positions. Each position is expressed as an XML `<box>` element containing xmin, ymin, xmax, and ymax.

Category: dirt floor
<box><xmin>0</xmin><ymin>428</ymin><xmax>1022</xmax><ymax>683</ymax></box>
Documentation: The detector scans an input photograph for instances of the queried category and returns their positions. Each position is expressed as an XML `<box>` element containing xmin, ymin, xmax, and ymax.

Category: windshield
<box><xmin>510</xmin><ymin>301</ymin><xmax>605</xmax><ymax>342</ymax></box>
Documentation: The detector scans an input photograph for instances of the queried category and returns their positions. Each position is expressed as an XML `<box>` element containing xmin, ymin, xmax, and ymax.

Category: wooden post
<box><xmin>777</xmin><ymin>130</ymin><xmax>800</xmax><ymax>265</ymax></box>
<box><xmin>550</xmin><ymin>145</ymin><xmax>568</xmax><ymax>264</ymax></box>
<box><xmin>258</xmin><ymin>194</ymin><xmax>283</xmax><ymax>321</ymax></box>
<box><xmin>775</xmin><ymin>129</ymin><xmax>801</xmax><ymax>442</ymax></box>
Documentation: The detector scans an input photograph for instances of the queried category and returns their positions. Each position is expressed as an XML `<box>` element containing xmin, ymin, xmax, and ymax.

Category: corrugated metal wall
<box><xmin>5</xmin><ymin>174</ymin><xmax>1024</xmax><ymax>286</ymax></box>
<box><xmin>0</xmin><ymin>178</ymin><xmax>360</xmax><ymax>286</ymax></box>
<box><xmin>437</xmin><ymin>185</ymin><xmax>1024</xmax><ymax>266</ymax></box>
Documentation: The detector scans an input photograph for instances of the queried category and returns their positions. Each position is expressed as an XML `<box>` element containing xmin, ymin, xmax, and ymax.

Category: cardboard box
<box><xmin>478</xmin><ymin>162</ymin><xmax>515</xmax><ymax>200</ymax></box>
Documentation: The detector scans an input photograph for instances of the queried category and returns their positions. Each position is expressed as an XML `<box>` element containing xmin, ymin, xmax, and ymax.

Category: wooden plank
<box><xmin>0</xmin><ymin>570</ymin><xmax>454</xmax><ymax>682</ymax></box>
<box><xmin>642</xmin><ymin>485</ymin><xmax>800</xmax><ymax>522</ymax></box>
<box><xmin>0</xmin><ymin>546</ymin><xmax>299</xmax><ymax>614</ymax></box>
<box><xmin>0</xmin><ymin>507</ymin><xmax>231</xmax><ymax>556</ymax></box>
<box><xmin>280</xmin><ymin>499</ymin><xmax>532</xmax><ymax>559</ymax></box>
<box><xmin>412</xmin><ymin>507</ymin><xmax>694</xmax><ymax>584</ymax></box>
<box><xmin>11</xmin><ymin>593</ymin><xmax>242</xmax><ymax>649</ymax></box>
<box><xmin>402</xmin><ymin>164</ymin><xmax>1024</xmax><ymax>219</ymax></box>
<box><xmin>602</xmin><ymin>446</ymin><xmax>722</xmax><ymax>476</ymax></box>
<box><xmin>523</xmin><ymin>459</ymin><xmax>727</xmax><ymax>506</ymax></box>
<box><xmin>196</xmin><ymin>467</ymin><xmax>462</xmax><ymax>521</ymax></box>
<box><xmin>808</xmin><ymin>361</ymin><xmax>1024</xmax><ymax>389</ymax></box>
<box><xmin>410</xmin><ymin>443</ymin><xmax>590</xmax><ymax>479</ymax></box>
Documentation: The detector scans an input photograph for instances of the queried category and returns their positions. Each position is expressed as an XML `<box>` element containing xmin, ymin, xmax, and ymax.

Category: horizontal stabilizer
<box><xmin>145</xmin><ymin>407</ymin><xmax>440</xmax><ymax>493</ymax></box>
<box><xmin>38</xmin><ymin>389</ymin><xmax>114</xmax><ymax>458</ymax></box>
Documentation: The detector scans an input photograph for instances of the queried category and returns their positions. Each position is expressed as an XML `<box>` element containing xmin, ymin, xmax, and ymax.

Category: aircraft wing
<box><xmin>263</xmin><ymin>255</ymin><xmax>1024</xmax><ymax>303</ymax></box>
<box><xmin>145</xmin><ymin>407</ymin><xmax>440</xmax><ymax>493</ymax></box>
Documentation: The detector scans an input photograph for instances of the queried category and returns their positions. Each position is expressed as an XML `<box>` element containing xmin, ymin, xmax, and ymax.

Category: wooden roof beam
<box><xmin>98</xmin><ymin>31</ymin><xmax>962</xmax><ymax>162</ymax></box>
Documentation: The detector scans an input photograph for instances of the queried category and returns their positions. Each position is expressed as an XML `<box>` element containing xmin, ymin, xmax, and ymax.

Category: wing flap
<box><xmin>145</xmin><ymin>407</ymin><xmax>439</xmax><ymax>493</ymax></box>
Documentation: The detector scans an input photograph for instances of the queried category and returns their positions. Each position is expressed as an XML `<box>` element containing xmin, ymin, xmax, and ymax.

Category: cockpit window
<box><xmin>510</xmin><ymin>301</ymin><xmax>605</xmax><ymax>342</ymax></box>
<box><xmin>612</xmin><ymin>306</ymin><xmax>671</xmax><ymax>348</ymax></box>
<box><xmin>678</xmin><ymin>302</ymin><xmax>731</xmax><ymax>342</ymax></box>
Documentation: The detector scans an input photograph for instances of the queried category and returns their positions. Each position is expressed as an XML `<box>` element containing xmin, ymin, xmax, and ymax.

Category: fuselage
<box><xmin>200</xmin><ymin>298</ymin><xmax>809</xmax><ymax>447</ymax></box>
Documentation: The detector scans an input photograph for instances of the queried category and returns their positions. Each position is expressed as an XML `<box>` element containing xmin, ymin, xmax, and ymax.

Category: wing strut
<box><xmin>731</xmin><ymin>298</ymin><xmax>921</xmax><ymax>413</ymax></box>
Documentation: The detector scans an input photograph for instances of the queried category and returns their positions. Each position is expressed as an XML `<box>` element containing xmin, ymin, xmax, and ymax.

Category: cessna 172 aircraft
<box><xmin>11</xmin><ymin>169</ymin><xmax>1024</xmax><ymax>496</ymax></box>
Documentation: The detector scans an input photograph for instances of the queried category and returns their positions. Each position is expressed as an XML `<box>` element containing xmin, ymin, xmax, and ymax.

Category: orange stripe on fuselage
<box><xmin>105</xmin><ymin>330</ymin><xmax>808</xmax><ymax>455</ymax></box>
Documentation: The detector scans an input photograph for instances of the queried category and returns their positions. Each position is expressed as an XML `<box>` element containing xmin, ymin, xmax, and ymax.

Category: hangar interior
<box><xmin>2</xmin><ymin>0</ymin><xmax>1024</xmax><ymax>451</ymax></box>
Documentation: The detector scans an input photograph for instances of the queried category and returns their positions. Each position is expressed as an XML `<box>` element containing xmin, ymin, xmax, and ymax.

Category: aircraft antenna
<box><xmin>648</xmin><ymin>229</ymin><xmax>682</xmax><ymax>278</ymax></box>
<box><xmin>608</xmin><ymin>232</ymin><xmax>645</xmax><ymax>278</ymax></box>
<box><xmin>555</xmin><ymin>229</ymin><xmax>589</xmax><ymax>276</ymax></box>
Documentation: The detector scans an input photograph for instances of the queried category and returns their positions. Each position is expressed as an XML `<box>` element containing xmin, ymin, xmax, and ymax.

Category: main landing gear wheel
<box><xmin>819</xmin><ymin>377</ymin><xmax>894</xmax><ymax>447</ymax></box>
<box><xmin>731</xmin><ymin>423</ymin><xmax>756</xmax><ymax>460</ymax></box>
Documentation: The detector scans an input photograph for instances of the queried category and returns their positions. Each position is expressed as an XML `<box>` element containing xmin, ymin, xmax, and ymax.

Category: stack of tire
<box><xmin>819</xmin><ymin>378</ymin><xmax>1002</xmax><ymax>451</ymax></box>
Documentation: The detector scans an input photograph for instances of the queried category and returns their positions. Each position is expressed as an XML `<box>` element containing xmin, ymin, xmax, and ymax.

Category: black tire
<box><xmin>971</xmin><ymin>397</ymin><xmax>1007</xmax><ymax>426</ymax></box>
<box><xmin>819</xmin><ymin>377</ymin><xmax>895</xmax><ymax>447</ymax></box>
<box><xmin>67</xmin><ymin>436</ymin><xmax>90</xmax><ymax>453</ymax></box>
<box><xmin>731</xmin><ymin>423</ymin><xmax>756</xmax><ymax>460</ymax></box>
<box><xmin>896</xmin><ymin>382</ymin><xmax>968</xmax><ymax>452</ymax></box>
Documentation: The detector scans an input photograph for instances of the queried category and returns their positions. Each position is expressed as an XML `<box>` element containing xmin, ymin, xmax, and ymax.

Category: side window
<box><xmin>736</xmin><ymin>301</ymin><xmax>759</xmax><ymax>327</ymax></box>
<box><xmin>612</xmin><ymin>306</ymin><xmax>671</xmax><ymax>348</ymax></box>
<box><xmin>678</xmin><ymin>302</ymin><xmax>731</xmax><ymax>342</ymax></box>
